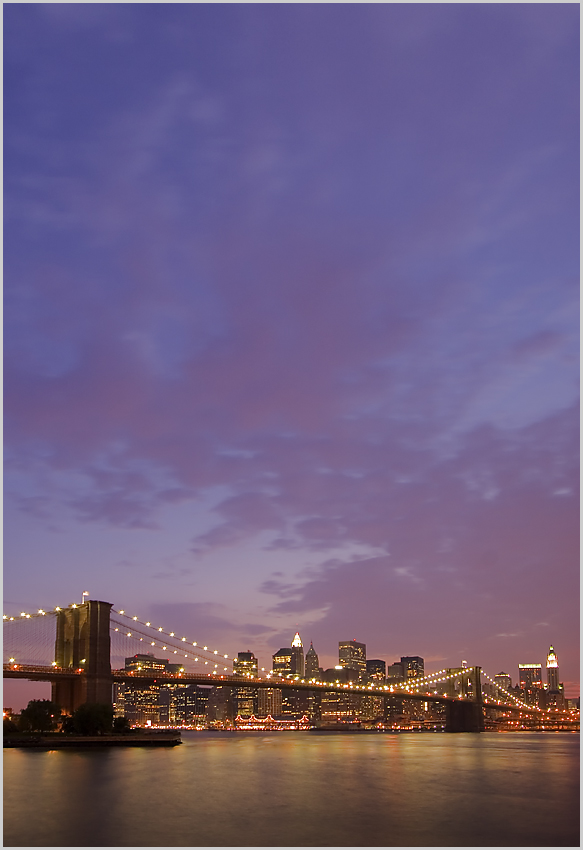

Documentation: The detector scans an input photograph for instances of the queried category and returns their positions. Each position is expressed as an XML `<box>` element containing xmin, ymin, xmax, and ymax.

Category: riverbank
<box><xmin>4</xmin><ymin>731</ymin><xmax>182</xmax><ymax>748</ymax></box>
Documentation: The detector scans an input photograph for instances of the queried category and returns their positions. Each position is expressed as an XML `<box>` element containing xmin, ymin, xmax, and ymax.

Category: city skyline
<box><xmin>4</xmin><ymin>2</ymin><xmax>579</xmax><ymax>713</ymax></box>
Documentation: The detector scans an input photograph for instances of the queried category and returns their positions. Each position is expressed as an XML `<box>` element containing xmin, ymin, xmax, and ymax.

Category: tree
<box><xmin>68</xmin><ymin>703</ymin><xmax>113</xmax><ymax>735</ymax></box>
<box><xmin>19</xmin><ymin>700</ymin><xmax>61</xmax><ymax>732</ymax></box>
<box><xmin>3</xmin><ymin>717</ymin><xmax>19</xmax><ymax>734</ymax></box>
<box><xmin>113</xmin><ymin>715</ymin><xmax>131</xmax><ymax>733</ymax></box>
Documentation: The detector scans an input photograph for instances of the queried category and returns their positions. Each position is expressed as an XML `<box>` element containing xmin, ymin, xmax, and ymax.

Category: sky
<box><xmin>3</xmin><ymin>3</ymin><xmax>580</xmax><ymax>709</ymax></box>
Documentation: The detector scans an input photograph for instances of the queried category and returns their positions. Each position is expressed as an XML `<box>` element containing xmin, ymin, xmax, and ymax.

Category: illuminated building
<box><xmin>124</xmin><ymin>653</ymin><xmax>182</xmax><ymax>674</ymax></box>
<box><xmin>494</xmin><ymin>672</ymin><xmax>512</xmax><ymax>693</ymax></box>
<box><xmin>546</xmin><ymin>646</ymin><xmax>559</xmax><ymax>691</ymax></box>
<box><xmin>233</xmin><ymin>651</ymin><xmax>258</xmax><ymax>717</ymax></box>
<box><xmin>339</xmin><ymin>640</ymin><xmax>367</xmax><ymax>682</ymax></box>
<box><xmin>518</xmin><ymin>663</ymin><xmax>543</xmax><ymax>706</ymax></box>
<box><xmin>258</xmin><ymin>688</ymin><xmax>282</xmax><ymax>717</ymax></box>
<box><xmin>518</xmin><ymin>663</ymin><xmax>542</xmax><ymax>690</ymax></box>
<box><xmin>401</xmin><ymin>656</ymin><xmax>424</xmax><ymax>680</ymax></box>
<box><xmin>305</xmin><ymin>642</ymin><xmax>319</xmax><ymax>678</ymax></box>
<box><xmin>272</xmin><ymin>647</ymin><xmax>293</xmax><ymax>677</ymax></box>
<box><xmin>366</xmin><ymin>659</ymin><xmax>386</xmax><ymax>683</ymax></box>
<box><xmin>115</xmin><ymin>653</ymin><xmax>185</xmax><ymax>725</ymax></box>
<box><xmin>291</xmin><ymin>632</ymin><xmax>305</xmax><ymax>677</ymax></box>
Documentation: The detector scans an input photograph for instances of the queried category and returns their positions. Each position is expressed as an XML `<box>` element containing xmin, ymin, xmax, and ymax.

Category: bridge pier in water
<box><xmin>52</xmin><ymin>600</ymin><xmax>113</xmax><ymax>714</ymax></box>
<box><xmin>444</xmin><ymin>666</ymin><xmax>484</xmax><ymax>732</ymax></box>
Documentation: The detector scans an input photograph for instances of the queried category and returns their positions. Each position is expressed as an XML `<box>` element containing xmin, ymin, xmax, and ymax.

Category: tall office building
<box><xmin>339</xmin><ymin>640</ymin><xmax>367</xmax><ymax>682</ymax></box>
<box><xmin>401</xmin><ymin>656</ymin><xmax>424</xmax><ymax>679</ymax></box>
<box><xmin>518</xmin><ymin>663</ymin><xmax>542</xmax><ymax>690</ymax></box>
<box><xmin>233</xmin><ymin>651</ymin><xmax>258</xmax><ymax>717</ymax></box>
<box><xmin>366</xmin><ymin>659</ymin><xmax>386</xmax><ymax>682</ymax></box>
<box><xmin>272</xmin><ymin>647</ymin><xmax>293</xmax><ymax>676</ymax></box>
<box><xmin>494</xmin><ymin>672</ymin><xmax>512</xmax><ymax>693</ymax></box>
<box><xmin>305</xmin><ymin>642</ymin><xmax>320</xmax><ymax>678</ymax></box>
<box><xmin>387</xmin><ymin>662</ymin><xmax>405</xmax><ymax>683</ymax></box>
<box><xmin>546</xmin><ymin>646</ymin><xmax>559</xmax><ymax>691</ymax></box>
<box><xmin>291</xmin><ymin>632</ymin><xmax>305</xmax><ymax>678</ymax></box>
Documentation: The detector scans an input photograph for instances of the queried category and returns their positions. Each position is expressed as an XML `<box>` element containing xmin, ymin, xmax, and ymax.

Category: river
<box><xmin>3</xmin><ymin>731</ymin><xmax>579</xmax><ymax>847</ymax></box>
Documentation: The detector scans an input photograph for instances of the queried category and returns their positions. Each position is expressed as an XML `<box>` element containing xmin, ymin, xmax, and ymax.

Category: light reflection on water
<box><xmin>3</xmin><ymin>731</ymin><xmax>579</xmax><ymax>847</ymax></box>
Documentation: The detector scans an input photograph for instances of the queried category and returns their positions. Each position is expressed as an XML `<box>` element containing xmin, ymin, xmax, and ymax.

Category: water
<box><xmin>3</xmin><ymin>731</ymin><xmax>579</xmax><ymax>847</ymax></box>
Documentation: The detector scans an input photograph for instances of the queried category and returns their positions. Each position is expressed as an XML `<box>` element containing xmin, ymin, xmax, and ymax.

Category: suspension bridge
<box><xmin>3</xmin><ymin>598</ymin><xmax>578</xmax><ymax>733</ymax></box>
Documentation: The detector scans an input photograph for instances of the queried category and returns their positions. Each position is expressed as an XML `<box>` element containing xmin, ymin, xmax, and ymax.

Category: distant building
<box><xmin>291</xmin><ymin>632</ymin><xmax>305</xmax><ymax>678</ymax></box>
<box><xmin>339</xmin><ymin>640</ymin><xmax>367</xmax><ymax>682</ymax></box>
<box><xmin>518</xmin><ymin>663</ymin><xmax>543</xmax><ymax>706</ymax></box>
<box><xmin>115</xmin><ymin>653</ymin><xmax>186</xmax><ymax>725</ymax></box>
<box><xmin>124</xmin><ymin>653</ymin><xmax>182</xmax><ymax>674</ymax></box>
<box><xmin>387</xmin><ymin>662</ymin><xmax>405</xmax><ymax>683</ymax></box>
<box><xmin>518</xmin><ymin>663</ymin><xmax>542</xmax><ymax>690</ymax></box>
<box><xmin>366</xmin><ymin>659</ymin><xmax>386</xmax><ymax>683</ymax></box>
<box><xmin>233</xmin><ymin>651</ymin><xmax>258</xmax><ymax>717</ymax></box>
<box><xmin>401</xmin><ymin>656</ymin><xmax>424</xmax><ymax>680</ymax></box>
<box><xmin>258</xmin><ymin>688</ymin><xmax>282</xmax><ymax>717</ymax></box>
<box><xmin>272</xmin><ymin>647</ymin><xmax>293</xmax><ymax>677</ymax></box>
<box><xmin>546</xmin><ymin>646</ymin><xmax>559</xmax><ymax>691</ymax></box>
<box><xmin>305</xmin><ymin>642</ymin><xmax>320</xmax><ymax>679</ymax></box>
<box><xmin>494</xmin><ymin>672</ymin><xmax>512</xmax><ymax>693</ymax></box>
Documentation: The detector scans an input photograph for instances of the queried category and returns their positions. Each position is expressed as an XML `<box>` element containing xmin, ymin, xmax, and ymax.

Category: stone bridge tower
<box><xmin>52</xmin><ymin>600</ymin><xmax>113</xmax><ymax>714</ymax></box>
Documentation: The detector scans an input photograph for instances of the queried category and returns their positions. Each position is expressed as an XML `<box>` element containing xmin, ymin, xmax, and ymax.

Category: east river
<box><xmin>3</xmin><ymin>731</ymin><xmax>579</xmax><ymax>847</ymax></box>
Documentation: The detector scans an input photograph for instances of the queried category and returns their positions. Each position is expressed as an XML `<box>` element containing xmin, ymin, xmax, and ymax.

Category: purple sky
<box><xmin>4</xmin><ymin>4</ymin><xmax>579</xmax><ymax>709</ymax></box>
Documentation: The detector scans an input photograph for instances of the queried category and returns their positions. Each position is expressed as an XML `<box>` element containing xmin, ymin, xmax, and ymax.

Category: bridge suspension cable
<box><xmin>3</xmin><ymin>609</ymin><xmax>57</xmax><ymax>666</ymax></box>
<box><xmin>481</xmin><ymin>670</ymin><xmax>540</xmax><ymax>712</ymax></box>
<box><xmin>110</xmin><ymin>609</ymin><xmax>234</xmax><ymax>673</ymax></box>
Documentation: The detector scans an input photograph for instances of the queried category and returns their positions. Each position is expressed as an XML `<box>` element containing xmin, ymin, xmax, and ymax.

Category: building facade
<box><xmin>338</xmin><ymin>640</ymin><xmax>367</xmax><ymax>682</ymax></box>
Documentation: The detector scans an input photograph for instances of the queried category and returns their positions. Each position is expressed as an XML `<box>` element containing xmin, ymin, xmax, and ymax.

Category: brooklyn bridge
<box><xmin>4</xmin><ymin>598</ymin><xmax>577</xmax><ymax>733</ymax></box>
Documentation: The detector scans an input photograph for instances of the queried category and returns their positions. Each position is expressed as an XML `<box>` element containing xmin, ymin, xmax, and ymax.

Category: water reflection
<box><xmin>4</xmin><ymin>732</ymin><xmax>579</xmax><ymax>847</ymax></box>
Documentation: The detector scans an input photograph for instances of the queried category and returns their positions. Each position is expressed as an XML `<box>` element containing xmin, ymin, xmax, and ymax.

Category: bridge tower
<box><xmin>445</xmin><ymin>666</ymin><xmax>484</xmax><ymax>732</ymax></box>
<box><xmin>52</xmin><ymin>600</ymin><xmax>113</xmax><ymax>714</ymax></box>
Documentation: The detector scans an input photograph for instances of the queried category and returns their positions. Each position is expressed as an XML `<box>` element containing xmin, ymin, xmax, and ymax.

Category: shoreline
<box><xmin>4</xmin><ymin>732</ymin><xmax>182</xmax><ymax>748</ymax></box>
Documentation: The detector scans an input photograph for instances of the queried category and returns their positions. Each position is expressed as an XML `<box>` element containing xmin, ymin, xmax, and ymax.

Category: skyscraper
<box><xmin>494</xmin><ymin>672</ymin><xmax>512</xmax><ymax>693</ymax></box>
<box><xmin>305</xmin><ymin>642</ymin><xmax>319</xmax><ymax>679</ymax></box>
<box><xmin>339</xmin><ymin>640</ymin><xmax>367</xmax><ymax>682</ymax></box>
<box><xmin>401</xmin><ymin>656</ymin><xmax>424</xmax><ymax>679</ymax></box>
<box><xmin>291</xmin><ymin>632</ymin><xmax>305</xmax><ymax>678</ymax></box>
<box><xmin>233</xmin><ymin>651</ymin><xmax>258</xmax><ymax>717</ymax></box>
<box><xmin>366</xmin><ymin>659</ymin><xmax>386</xmax><ymax>682</ymax></box>
<box><xmin>272</xmin><ymin>647</ymin><xmax>293</xmax><ymax>676</ymax></box>
<box><xmin>518</xmin><ymin>663</ymin><xmax>542</xmax><ymax>690</ymax></box>
<box><xmin>546</xmin><ymin>646</ymin><xmax>559</xmax><ymax>691</ymax></box>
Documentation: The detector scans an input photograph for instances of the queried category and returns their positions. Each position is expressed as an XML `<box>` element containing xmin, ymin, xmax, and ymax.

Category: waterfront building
<box><xmin>366</xmin><ymin>659</ymin><xmax>386</xmax><ymax>683</ymax></box>
<box><xmin>305</xmin><ymin>642</ymin><xmax>320</xmax><ymax>679</ymax></box>
<box><xmin>115</xmin><ymin>653</ymin><xmax>186</xmax><ymax>725</ymax></box>
<box><xmin>258</xmin><ymin>687</ymin><xmax>282</xmax><ymax>717</ymax></box>
<box><xmin>546</xmin><ymin>646</ymin><xmax>559</xmax><ymax>691</ymax></box>
<box><xmin>206</xmin><ymin>685</ymin><xmax>233</xmax><ymax>726</ymax></box>
<box><xmin>291</xmin><ymin>632</ymin><xmax>305</xmax><ymax>677</ymax></box>
<box><xmin>339</xmin><ymin>640</ymin><xmax>367</xmax><ymax>682</ymax></box>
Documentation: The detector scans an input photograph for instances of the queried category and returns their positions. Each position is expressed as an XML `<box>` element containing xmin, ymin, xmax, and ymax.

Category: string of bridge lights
<box><xmin>110</xmin><ymin>609</ymin><xmax>234</xmax><ymax>672</ymax></box>
<box><xmin>3</xmin><ymin>608</ymin><xmax>55</xmax><ymax>620</ymax></box>
<box><xmin>0</xmin><ymin>608</ymin><xmax>555</xmax><ymax>710</ymax></box>
<box><xmin>480</xmin><ymin>670</ymin><xmax>537</xmax><ymax>712</ymax></box>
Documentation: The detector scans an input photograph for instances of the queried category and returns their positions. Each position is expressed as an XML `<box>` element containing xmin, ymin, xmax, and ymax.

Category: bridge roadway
<box><xmin>2</xmin><ymin>663</ymin><xmax>526</xmax><ymax>714</ymax></box>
